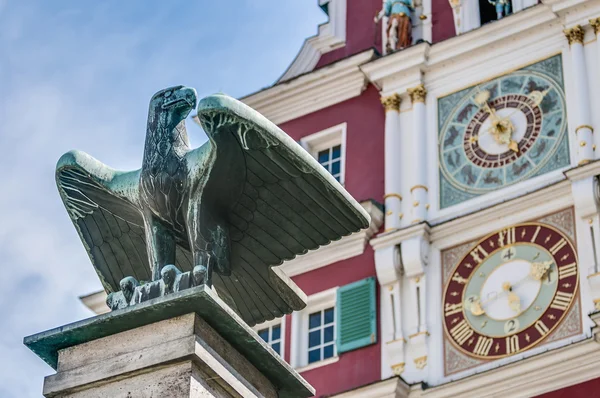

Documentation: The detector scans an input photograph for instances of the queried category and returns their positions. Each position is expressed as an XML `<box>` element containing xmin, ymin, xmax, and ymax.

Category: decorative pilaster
<box><xmin>374</xmin><ymin>245</ymin><xmax>406</xmax><ymax>377</ymax></box>
<box><xmin>400</xmin><ymin>227</ymin><xmax>430</xmax><ymax>375</ymax></box>
<box><xmin>407</xmin><ymin>84</ymin><xmax>429</xmax><ymax>223</ymax></box>
<box><xmin>564</xmin><ymin>25</ymin><xmax>594</xmax><ymax>164</ymax></box>
<box><xmin>592</xmin><ymin>18</ymin><xmax>600</xmax><ymax>157</ymax></box>
<box><xmin>382</xmin><ymin>94</ymin><xmax>403</xmax><ymax>231</ymax></box>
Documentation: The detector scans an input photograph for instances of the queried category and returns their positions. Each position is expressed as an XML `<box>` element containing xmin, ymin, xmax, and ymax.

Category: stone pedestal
<box><xmin>25</xmin><ymin>286</ymin><xmax>314</xmax><ymax>398</ymax></box>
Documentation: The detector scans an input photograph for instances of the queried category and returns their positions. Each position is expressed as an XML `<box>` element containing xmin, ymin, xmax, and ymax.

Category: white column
<box><xmin>408</xmin><ymin>84</ymin><xmax>429</xmax><ymax>224</ymax></box>
<box><xmin>592</xmin><ymin>18</ymin><xmax>600</xmax><ymax>158</ymax></box>
<box><xmin>382</xmin><ymin>94</ymin><xmax>403</xmax><ymax>231</ymax></box>
<box><xmin>565</xmin><ymin>25</ymin><xmax>594</xmax><ymax>164</ymax></box>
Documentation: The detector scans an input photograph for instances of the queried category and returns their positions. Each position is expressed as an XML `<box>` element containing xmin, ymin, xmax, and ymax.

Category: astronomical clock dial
<box><xmin>442</xmin><ymin>223</ymin><xmax>578</xmax><ymax>359</ymax></box>
<box><xmin>438</xmin><ymin>55</ymin><xmax>569</xmax><ymax>209</ymax></box>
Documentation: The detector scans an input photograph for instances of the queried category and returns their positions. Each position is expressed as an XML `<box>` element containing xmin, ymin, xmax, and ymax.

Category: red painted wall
<box><xmin>432</xmin><ymin>0</ymin><xmax>456</xmax><ymax>42</ymax></box>
<box><xmin>283</xmin><ymin>245</ymin><xmax>381</xmax><ymax>397</ymax></box>
<box><xmin>278</xmin><ymin>84</ymin><xmax>385</xmax><ymax>203</ymax></box>
<box><xmin>535</xmin><ymin>377</ymin><xmax>600</xmax><ymax>398</ymax></box>
<box><xmin>316</xmin><ymin>0</ymin><xmax>382</xmax><ymax>69</ymax></box>
<box><xmin>276</xmin><ymin>60</ymin><xmax>385</xmax><ymax>398</ymax></box>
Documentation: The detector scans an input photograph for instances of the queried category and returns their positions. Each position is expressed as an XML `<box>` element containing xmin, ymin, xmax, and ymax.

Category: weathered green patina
<box><xmin>24</xmin><ymin>285</ymin><xmax>314</xmax><ymax>398</ymax></box>
<box><xmin>55</xmin><ymin>86</ymin><xmax>370</xmax><ymax>326</ymax></box>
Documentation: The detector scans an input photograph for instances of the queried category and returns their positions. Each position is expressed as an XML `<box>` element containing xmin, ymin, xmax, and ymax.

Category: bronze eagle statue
<box><xmin>56</xmin><ymin>86</ymin><xmax>370</xmax><ymax>326</ymax></box>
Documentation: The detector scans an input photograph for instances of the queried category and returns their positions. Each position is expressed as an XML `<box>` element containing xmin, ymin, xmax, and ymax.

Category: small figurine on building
<box><xmin>488</xmin><ymin>0</ymin><xmax>511</xmax><ymax>20</ymax></box>
<box><xmin>375</xmin><ymin>0</ymin><xmax>414</xmax><ymax>52</ymax></box>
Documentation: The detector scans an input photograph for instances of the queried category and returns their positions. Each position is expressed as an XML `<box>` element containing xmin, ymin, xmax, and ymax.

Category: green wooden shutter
<box><xmin>336</xmin><ymin>277</ymin><xmax>377</xmax><ymax>354</ymax></box>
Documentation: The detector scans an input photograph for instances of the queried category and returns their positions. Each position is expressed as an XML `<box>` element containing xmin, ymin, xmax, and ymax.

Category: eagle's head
<box><xmin>149</xmin><ymin>85</ymin><xmax>197</xmax><ymax>123</ymax></box>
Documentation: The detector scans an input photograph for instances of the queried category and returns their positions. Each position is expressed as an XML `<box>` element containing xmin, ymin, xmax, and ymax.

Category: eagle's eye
<box><xmin>164</xmin><ymin>91</ymin><xmax>172</xmax><ymax>98</ymax></box>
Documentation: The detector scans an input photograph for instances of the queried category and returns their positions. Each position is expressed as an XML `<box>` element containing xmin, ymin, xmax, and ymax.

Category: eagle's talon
<box><xmin>161</xmin><ymin>264</ymin><xmax>181</xmax><ymax>294</ymax></box>
<box><xmin>120</xmin><ymin>276</ymin><xmax>139</xmax><ymax>304</ymax></box>
<box><xmin>193</xmin><ymin>265</ymin><xmax>208</xmax><ymax>286</ymax></box>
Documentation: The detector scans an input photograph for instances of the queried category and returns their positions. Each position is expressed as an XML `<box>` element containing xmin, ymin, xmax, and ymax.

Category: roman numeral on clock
<box><xmin>450</xmin><ymin>319</ymin><xmax>473</xmax><ymax>345</ymax></box>
<box><xmin>498</xmin><ymin>227</ymin><xmax>516</xmax><ymax>247</ymax></box>
<box><xmin>550</xmin><ymin>291</ymin><xmax>573</xmax><ymax>311</ymax></box>
<box><xmin>558</xmin><ymin>262</ymin><xmax>577</xmax><ymax>280</ymax></box>
<box><xmin>534</xmin><ymin>320</ymin><xmax>549</xmax><ymax>336</ymax></box>
<box><xmin>531</xmin><ymin>226</ymin><xmax>541</xmax><ymax>243</ymax></box>
<box><xmin>505</xmin><ymin>335</ymin><xmax>519</xmax><ymax>354</ymax></box>
<box><xmin>473</xmin><ymin>336</ymin><xmax>493</xmax><ymax>356</ymax></box>
<box><xmin>470</xmin><ymin>245</ymin><xmax>489</xmax><ymax>264</ymax></box>
<box><xmin>549</xmin><ymin>238</ymin><xmax>567</xmax><ymax>255</ymax></box>
<box><xmin>445</xmin><ymin>302</ymin><xmax>463</xmax><ymax>316</ymax></box>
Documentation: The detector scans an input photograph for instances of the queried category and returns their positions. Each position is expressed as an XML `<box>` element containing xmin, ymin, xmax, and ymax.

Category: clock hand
<box><xmin>474</xmin><ymin>90</ymin><xmax>519</xmax><ymax>152</ymax></box>
<box><xmin>504</xmin><ymin>282</ymin><xmax>522</xmax><ymax>313</ymax></box>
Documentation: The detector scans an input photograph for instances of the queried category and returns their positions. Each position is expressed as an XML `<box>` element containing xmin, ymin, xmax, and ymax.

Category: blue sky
<box><xmin>0</xmin><ymin>1</ymin><xmax>324</xmax><ymax>396</ymax></box>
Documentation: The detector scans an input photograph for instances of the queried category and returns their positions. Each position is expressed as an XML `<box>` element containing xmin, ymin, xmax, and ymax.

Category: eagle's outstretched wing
<box><xmin>56</xmin><ymin>150</ymin><xmax>150</xmax><ymax>291</ymax></box>
<box><xmin>194</xmin><ymin>94</ymin><xmax>371</xmax><ymax>326</ymax></box>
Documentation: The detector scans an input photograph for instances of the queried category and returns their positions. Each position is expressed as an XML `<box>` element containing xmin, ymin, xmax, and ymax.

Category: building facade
<box><xmin>82</xmin><ymin>0</ymin><xmax>600</xmax><ymax>396</ymax></box>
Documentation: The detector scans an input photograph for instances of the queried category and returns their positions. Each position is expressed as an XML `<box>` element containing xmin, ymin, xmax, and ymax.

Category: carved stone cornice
<box><xmin>407</xmin><ymin>84</ymin><xmax>427</xmax><ymax>104</ymax></box>
<box><xmin>564</xmin><ymin>25</ymin><xmax>585</xmax><ymax>45</ymax></box>
<box><xmin>380</xmin><ymin>93</ymin><xmax>401</xmax><ymax>112</ymax></box>
<box><xmin>591</xmin><ymin>18</ymin><xmax>600</xmax><ymax>36</ymax></box>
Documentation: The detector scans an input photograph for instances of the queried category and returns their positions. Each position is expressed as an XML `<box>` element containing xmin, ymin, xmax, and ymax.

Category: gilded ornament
<box><xmin>594</xmin><ymin>299</ymin><xmax>600</xmax><ymax>311</ymax></box>
<box><xmin>384</xmin><ymin>192</ymin><xmax>403</xmax><ymax>201</ymax></box>
<box><xmin>590</xmin><ymin>18</ymin><xmax>600</xmax><ymax>35</ymax></box>
<box><xmin>564</xmin><ymin>25</ymin><xmax>585</xmax><ymax>45</ymax></box>
<box><xmin>386</xmin><ymin>210</ymin><xmax>393</xmax><ymax>216</ymax></box>
<box><xmin>419</xmin><ymin>14</ymin><xmax>427</xmax><ymax>20</ymax></box>
<box><xmin>407</xmin><ymin>84</ymin><xmax>427</xmax><ymax>104</ymax></box>
<box><xmin>408</xmin><ymin>331</ymin><xmax>429</xmax><ymax>339</ymax></box>
<box><xmin>391</xmin><ymin>362</ymin><xmax>405</xmax><ymax>375</ymax></box>
<box><xmin>575</xmin><ymin>125</ymin><xmax>594</xmax><ymax>134</ymax></box>
<box><xmin>410</xmin><ymin>184</ymin><xmax>429</xmax><ymax>193</ymax></box>
<box><xmin>414</xmin><ymin>356</ymin><xmax>427</xmax><ymax>370</ymax></box>
<box><xmin>381</xmin><ymin>94</ymin><xmax>402</xmax><ymax>112</ymax></box>
<box><xmin>580</xmin><ymin>141</ymin><xmax>586</xmax><ymax>147</ymax></box>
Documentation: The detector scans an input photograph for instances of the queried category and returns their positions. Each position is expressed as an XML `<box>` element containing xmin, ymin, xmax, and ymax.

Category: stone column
<box><xmin>25</xmin><ymin>287</ymin><xmax>313</xmax><ymax>398</ymax></box>
<box><xmin>564</xmin><ymin>25</ymin><xmax>594</xmax><ymax>164</ymax></box>
<box><xmin>407</xmin><ymin>84</ymin><xmax>429</xmax><ymax>224</ymax></box>
<box><xmin>381</xmin><ymin>93</ymin><xmax>403</xmax><ymax>231</ymax></box>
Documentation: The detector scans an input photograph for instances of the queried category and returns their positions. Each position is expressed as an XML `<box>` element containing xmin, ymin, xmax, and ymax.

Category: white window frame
<box><xmin>290</xmin><ymin>286</ymin><xmax>339</xmax><ymax>371</ymax></box>
<box><xmin>300</xmin><ymin>123</ymin><xmax>347</xmax><ymax>185</ymax></box>
<box><xmin>253</xmin><ymin>317</ymin><xmax>286</xmax><ymax>359</ymax></box>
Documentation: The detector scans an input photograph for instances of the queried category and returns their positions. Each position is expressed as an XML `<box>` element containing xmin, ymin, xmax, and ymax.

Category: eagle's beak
<box><xmin>162</xmin><ymin>87</ymin><xmax>197</xmax><ymax>110</ymax></box>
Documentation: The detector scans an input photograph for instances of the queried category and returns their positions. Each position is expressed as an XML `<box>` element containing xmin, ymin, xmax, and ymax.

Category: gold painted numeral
<box><xmin>473</xmin><ymin>336</ymin><xmax>494</xmax><ymax>356</ymax></box>
<box><xmin>445</xmin><ymin>302</ymin><xmax>463</xmax><ymax>317</ymax></box>
<box><xmin>450</xmin><ymin>319</ymin><xmax>474</xmax><ymax>346</ymax></box>
<box><xmin>452</xmin><ymin>273</ymin><xmax>468</xmax><ymax>284</ymax></box>
<box><xmin>550</xmin><ymin>291</ymin><xmax>573</xmax><ymax>311</ymax></box>
<box><xmin>498</xmin><ymin>227</ymin><xmax>516</xmax><ymax>247</ymax></box>
<box><xmin>470</xmin><ymin>245</ymin><xmax>489</xmax><ymax>264</ymax></box>
<box><xmin>549</xmin><ymin>238</ymin><xmax>567</xmax><ymax>255</ymax></box>
<box><xmin>534</xmin><ymin>320</ymin><xmax>549</xmax><ymax>336</ymax></box>
<box><xmin>531</xmin><ymin>226</ymin><xmax>541</xmax><ymax>243</ymax></box>
<box><xmin>558</xmin><ymin>262</ymin><xmax>577</xmax><ymax>280</ymax></box>
<box><xmin>505</xmin><ymin>335</ymin><xmax>519</xmax><ymax>355</ymax></box>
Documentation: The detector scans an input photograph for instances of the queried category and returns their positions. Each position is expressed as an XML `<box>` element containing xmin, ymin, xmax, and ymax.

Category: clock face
<box><xmin>438</xmin><ymin>55</ymin><xmax>569</xmax><ymax>209</ymax></box>
<box><xmin>442</xmin><ymin>223</ymin><xmax>578</xmax><ymax>359</ymax></box>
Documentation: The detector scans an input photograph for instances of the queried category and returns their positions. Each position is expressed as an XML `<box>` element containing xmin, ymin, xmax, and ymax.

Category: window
<box><xmin>253</xmin><ymin>318</ymin><xmax>285</xmax><ymax>358</ymax></box>
<box><xmin>290</xmin><ymin>278</ymin><xmax>377</xmax><ymax>371</ymax></box>
<box><xmin>300</xmin><ymin>123</ymin><xmax>347</xmax><ymax>184</ymax></box>
<box><xmin>257</xmin><ymin>323</ymin><xmax>282</xmax><ymax>355</ymax></box>
<box><xmin>308</xmin><ymin>307</ymin><xmax>336</xmax><ymax>364</ymax></box>
<box><xmin>317</xmin><ymin>146</ymin><xmax>342</xmax><ymax>182</ymax></box>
